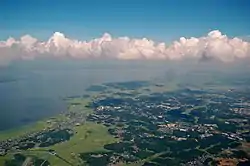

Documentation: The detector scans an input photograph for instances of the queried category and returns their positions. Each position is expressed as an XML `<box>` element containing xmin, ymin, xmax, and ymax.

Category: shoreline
<box><xmin>0</xmin><ymin>93</ymin><xmax>92</xmax><ymax>141</ymax></box>
<box><xmin>0</xmin><ymin>114</ymin><xmax>63</xmax><ymax>141</ymax></box>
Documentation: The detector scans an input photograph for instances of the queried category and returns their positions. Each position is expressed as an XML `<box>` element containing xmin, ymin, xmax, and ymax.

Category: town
<box><xmin>81</xmin><ymin>85</ymin><xmax>250</xmax><ymax>165</ymax></box>
<box><xmin>0</xmin><ymin>81</ymin><xmax>250</xmax><ymax>166</ymax></box>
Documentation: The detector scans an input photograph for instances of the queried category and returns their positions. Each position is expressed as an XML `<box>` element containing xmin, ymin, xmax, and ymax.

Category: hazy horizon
<box><xmin>0</xmin><ymin>59</ymin><xmax>249</xmax><ymax>130</ymax></box>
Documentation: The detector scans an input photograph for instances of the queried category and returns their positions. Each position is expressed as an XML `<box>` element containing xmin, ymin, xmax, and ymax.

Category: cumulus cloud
<box><xmin>0</xmin><ymin>30</ymin><xmax>250</xmax><ymax>64</ymax></box>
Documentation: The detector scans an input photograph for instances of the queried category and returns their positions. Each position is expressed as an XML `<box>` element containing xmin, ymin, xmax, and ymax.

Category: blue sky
<box><xmin>0</xmin><ymin>0</ymin><xmax>250</xmax><ymax>42</ymax></box>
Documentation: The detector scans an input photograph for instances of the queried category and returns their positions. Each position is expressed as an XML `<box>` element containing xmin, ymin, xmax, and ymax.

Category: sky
<box><xmin>0</xmin><ymin>0</ymin><xmax>250</xmax><ymax>65</ymax></box>
<box><xmin>1</xmin><ymin>0</ymin><xmax>250</xmax><ymax>42</ymax></box>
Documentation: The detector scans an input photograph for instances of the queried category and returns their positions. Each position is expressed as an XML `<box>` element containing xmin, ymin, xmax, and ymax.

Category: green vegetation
<box><xmin>1</xmin><ymin>80</ymin><xmax>250</xmax><ymax>166</ymax></box>
<box><xmin>67</xmin><ymin>98</ymin><xmax>93</xmax><ymax>114</ymax></box>
<box><xmin>0</xmin><ymin>154</ymin><xmax>12</xmax><ymax>166</ymax></box>
<box><xmin>0</xmin><ymin>109</ymin><xmax>117</xmax><ymax>165</ymax></box>
<box><xmin>0</xmin><ymin>121</ymin><xmax>48</xmax><ymax>141</ymax></box>
<box><xmin>40</xmin><ymin>122</ymin><xmax>117</xmax><ymax>166</ymax></box>
<box><xmin>0</xmin><ymin>97</ymin><xmax>116</xmax><ymax>166</ymax></box>
<box><xmin>3</xmin><ymin>153</ymin><xmax>50</xmax><ymax>166</ymax></box>
<box><xmin>0</xmin><ymin>98</ymin><xmax>90</xmax><ymax>141</ymax></box>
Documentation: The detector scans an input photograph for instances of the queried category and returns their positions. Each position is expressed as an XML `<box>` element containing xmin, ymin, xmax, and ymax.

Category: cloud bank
<box><xmin>0</xmin><ymin>30</ymin><xmax>250</xmax><ymax>65</ymax></box>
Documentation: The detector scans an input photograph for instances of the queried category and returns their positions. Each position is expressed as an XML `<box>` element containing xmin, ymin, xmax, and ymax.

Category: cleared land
<box><xmin>0</xmin><ymin>97</ymin><xmax>118</xmax><ymax>166</ymax></box>
<box><xmin>36</xmin><ymin>122</ymin><xmax>117</xmax><ymax>166</ymax></box>
<box><xmin>0</xmin><ymin>121</ymin><xmax>48</xmax><ymax>141</ymax></box>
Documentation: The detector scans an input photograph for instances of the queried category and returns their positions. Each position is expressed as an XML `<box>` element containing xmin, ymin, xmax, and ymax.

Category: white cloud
<box><xmin>0</xmin><ymin>30</ymin><xmax>250</xmax><ymax>64</ymax></box>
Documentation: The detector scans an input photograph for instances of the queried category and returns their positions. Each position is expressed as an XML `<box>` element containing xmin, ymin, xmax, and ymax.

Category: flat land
<box><xmin>40</xmin><ymin>122</ymin><xmax>117</xmax><ymax>166</ymax></box>
<box><xmin>1</xmin><ymin>80</ymin><xmax>250</xmax><ymax>166</ymax></box>
<box><xmin>0</xmin><ymin>121</ymin><xmax>48</xmax><ymax>141</ymax></box>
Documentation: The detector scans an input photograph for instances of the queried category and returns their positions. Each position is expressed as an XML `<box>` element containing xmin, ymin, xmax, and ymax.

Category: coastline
<box><xmin>0</xmin><ymin>120</ymin><xmax>49</xmax><ymax>141</ymax></box>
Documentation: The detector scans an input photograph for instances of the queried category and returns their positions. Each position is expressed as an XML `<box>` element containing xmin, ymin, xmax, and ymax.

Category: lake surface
<box><xmin>1</xmin><ymin>59</ymin><xmax>248</xmax><ymax>131</ymax></box>
<box><xmin>0</xmin><ymin>60</ymin><xmax>168</xmax><ymax>131</ymax></box>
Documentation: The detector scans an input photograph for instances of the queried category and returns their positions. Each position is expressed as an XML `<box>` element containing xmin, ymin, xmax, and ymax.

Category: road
<box><xmin>21</xmin><ymin>157</ymin><xmax>32</xmax><ymax>166</ymax></box>
<box><xmin>21</xmin><ymin>143</ymin><xmax>40</xmax><ymax>166</ymax></box>
<box><xmin>19</xmin><ymin>148</ymin><xmax>75</xmax><ymax>166</ymax></box>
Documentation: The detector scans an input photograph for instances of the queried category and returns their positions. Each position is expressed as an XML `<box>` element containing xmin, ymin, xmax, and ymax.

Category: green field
<box><xmin>0</xmin><ymin>97</ymin><xmax>118</xmax><ymax>166</ymax></box>
<box><xmin>0</xmin><ymin>154</ymin><xmax>12</xmax><ymax>166</ymax></box>
<box><xmin>0</xmin><ymin>122</ymin><xmax>118</xmax><ymax>166</ymax></box>
<box><xmin>36</xmin><ymin>98</ymin><xmax>117</xmax><ymax>166</ymax></box>
<box><xmin>22</xmin><ymin>122</ymin><xmax>117</xmax><ymax>166</ymax></box>
<box><xmin>0</xmin><ymin>121</ymin><xmax>50</xmax><ymax>165</ymax></box>
<box><xmin>0</xmin><ymin>121</ymin><xmax>48</xmax><ymax>141</ymax></box>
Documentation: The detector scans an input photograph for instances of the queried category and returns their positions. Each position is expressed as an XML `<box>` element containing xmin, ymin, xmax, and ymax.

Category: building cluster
<box><xmin>84</xmin><ymin>88</ymin><xmax>250</xmax><ymax>165</ymax></box>
<box><xmin>1</xmin><ymin>85</ymin><xmax>250</xmax><ymax>166</ymax></box>
<box><xmin>0</xmin><ymin>103</ymin><xmax>87</xmax><ymax>156</ymax></box>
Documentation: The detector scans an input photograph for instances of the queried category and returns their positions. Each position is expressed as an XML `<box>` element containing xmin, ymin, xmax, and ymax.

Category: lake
<box><xmin>0</xmin><ymin>60</ymin><xmax>168</xmax><ymax>130</ymax></box>
<box><xmin>1</xmin><ymin>59</ymin><xmax>248</xmax><ymax>131</ymax></box>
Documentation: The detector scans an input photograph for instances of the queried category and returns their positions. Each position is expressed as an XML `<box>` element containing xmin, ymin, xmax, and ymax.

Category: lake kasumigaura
<box><xmin>0</xmin><ymin>61</ymin><xmax>167</xmax><ymax>131</ymax></box>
